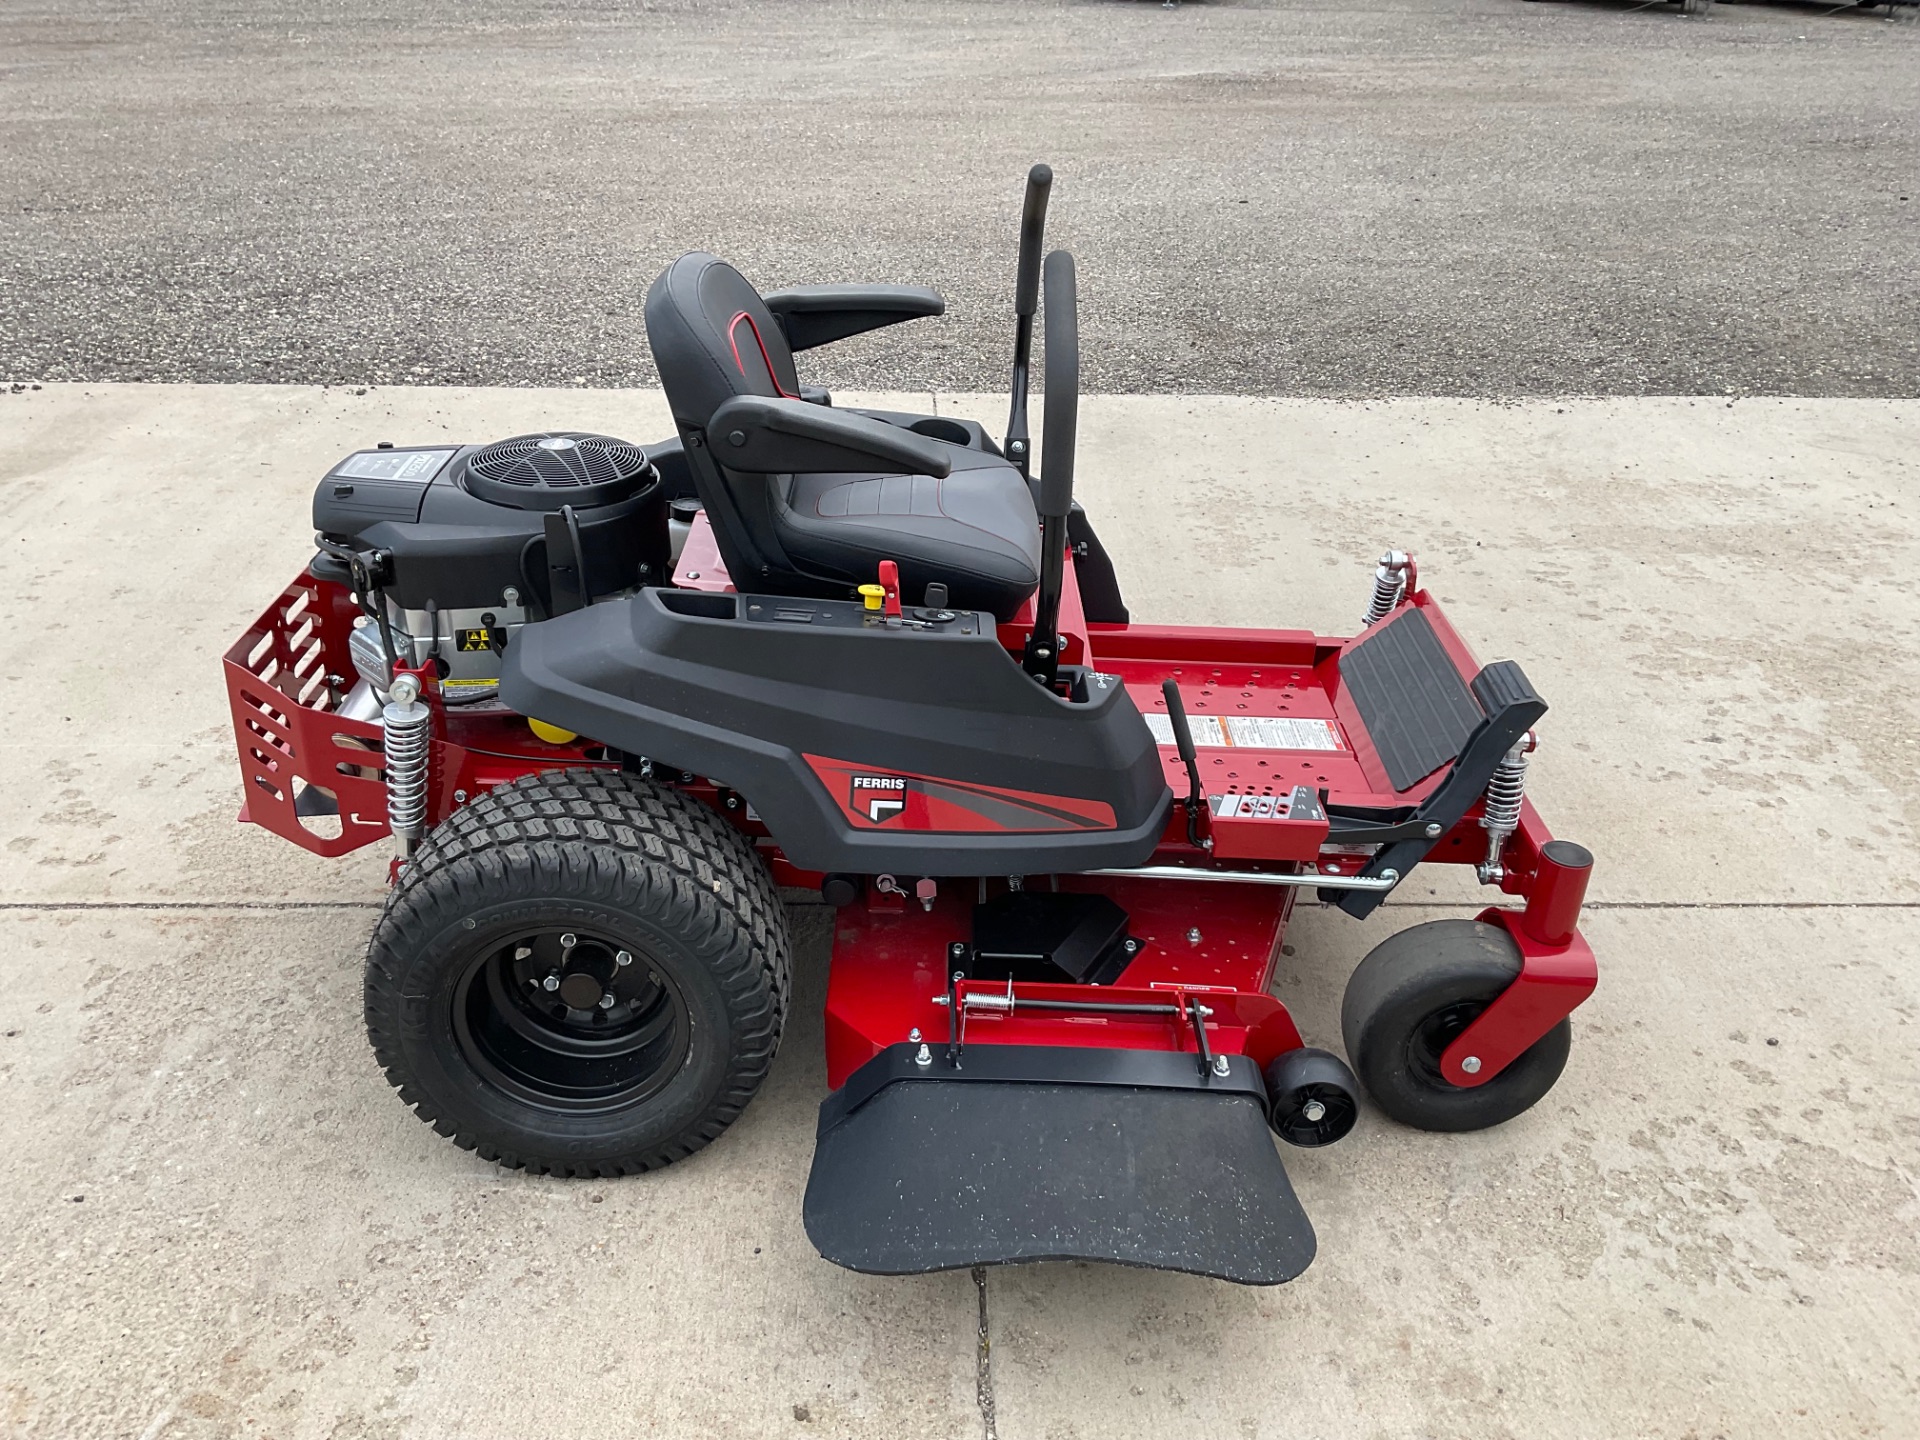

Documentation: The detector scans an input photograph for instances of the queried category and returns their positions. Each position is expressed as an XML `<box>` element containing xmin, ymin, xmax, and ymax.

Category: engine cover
<box><xmin>310</xmin><ymin>433</ymin><xmax>670</xmax><ymax>701</ymax></box>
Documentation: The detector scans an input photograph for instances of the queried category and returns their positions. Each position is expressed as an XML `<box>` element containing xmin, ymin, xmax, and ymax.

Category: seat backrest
<box><xmin>645</xmin><ymin>253</ymin><xmax>804</xmax><ymax>585</ymax></box>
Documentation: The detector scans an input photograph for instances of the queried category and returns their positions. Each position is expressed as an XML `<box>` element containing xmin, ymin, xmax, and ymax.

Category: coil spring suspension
<box><xmin>1363</xmin><ymin>550</ymin><xmax>1412</xmax><ymax>628</ymax></box>
<box><xmin>382</xmin><ymin>674</ymin><xmax>432</xmax><ymax>851</ymax></box>
<box><xmin>1477</xmin><ymin>733</ymin><xmax>1535</xmax><ymax>885</ymax></box>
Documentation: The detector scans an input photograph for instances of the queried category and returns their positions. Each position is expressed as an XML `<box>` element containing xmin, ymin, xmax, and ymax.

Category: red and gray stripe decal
<box><xmin>804</xmin><ymin>754</ymin><xmax>1117</xmax><ymax>834</ymax></box>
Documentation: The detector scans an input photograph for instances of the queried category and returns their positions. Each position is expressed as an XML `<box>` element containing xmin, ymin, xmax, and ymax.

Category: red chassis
<box><xmin>224</xmin><ymin>535</ymin><xmax>1595</xmax><ymax>1097</ymax></box>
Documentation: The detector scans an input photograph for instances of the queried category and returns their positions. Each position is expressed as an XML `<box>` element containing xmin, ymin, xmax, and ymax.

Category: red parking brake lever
<box><xmin>878</xmin><ymin>559</ymin><xmax>903</xmax><ymax>618</ymax></box>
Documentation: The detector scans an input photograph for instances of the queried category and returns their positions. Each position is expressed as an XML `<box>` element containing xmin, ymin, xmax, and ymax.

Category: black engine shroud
<box><xmin>309</xmin><ymin>434</ymin><xmax>670</xmax><ymax>615</ymax></box>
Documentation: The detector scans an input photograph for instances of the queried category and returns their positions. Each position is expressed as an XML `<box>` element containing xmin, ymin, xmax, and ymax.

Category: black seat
<box><xmin>645</xmin><ymin>252</ymin><xmax>1042</xmax><ymax>620</ymax></box>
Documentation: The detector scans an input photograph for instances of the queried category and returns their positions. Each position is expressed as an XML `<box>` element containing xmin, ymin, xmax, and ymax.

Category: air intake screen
<box><xmin>461</xmin><ymin>433</ymin><xmax>652</xmax><ymax>512</ymax></box>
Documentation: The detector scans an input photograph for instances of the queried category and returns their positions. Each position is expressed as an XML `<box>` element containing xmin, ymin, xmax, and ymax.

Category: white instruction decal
<box><xmin>1146</xmin><ymin>713</ymin><xmax>1224</xmax><ymax>747</ymax></box>
<box><xmin>1224</xmin><ymin>716</ymin><xmax>1342</xmax><ymax>751</ymax></box>
<box><xmin>1148</xmin><ymin>713</ymin><xmax>1342</xmax><ymax>752</ymax></box>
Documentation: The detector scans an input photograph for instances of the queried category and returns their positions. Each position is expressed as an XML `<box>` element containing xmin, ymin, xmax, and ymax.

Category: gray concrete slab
<box><xmin>3</xmin><ymin>0</ymin><xmax>1918</xmax><ymax>398</ymax></box>
<box><xmin>0</xmin><ymin>905</ymin><xmax>983</xmax><ymax>1439</ymax></box>
<box><xmin>2</xmin><ymin>383</ymin><xmax>1917</xmax><ymax>1436</ymax></box>
<box><xmin>986</xmin><ymin>901</ymin><xmax>1920</xmax><ymax>1439</ymax></box>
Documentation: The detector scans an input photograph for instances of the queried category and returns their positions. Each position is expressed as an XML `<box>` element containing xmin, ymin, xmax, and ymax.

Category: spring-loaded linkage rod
<box><xmin>1363</xmin><ymin>550</ymin><xmax>1413</xmax><ymax>628</ymax></box>
<box><xmin>1477</xmin><ymin>731</ymin><xmax>1535</xmax><ymax>885</ymax></box>
<box><xmin>383</xmin><ymin>672</ymin><xmax>432</xmax><ymax>857</ymax></box>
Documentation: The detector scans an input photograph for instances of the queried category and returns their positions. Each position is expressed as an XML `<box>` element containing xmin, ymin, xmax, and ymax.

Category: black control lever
<box><xmin>1023</xmin><ymin>248</ymin><xmax>1077</xmax><ymax>688</ymax></box>
<box><xmin>1161</xmin><ymin>679</ymin><xmax>1207</xmax><ymax>850</ymax></box>
<box><xmin>1004</xmin><ymin>164</ymin><xmax>1052</xmax><ymax>480</ymax></box>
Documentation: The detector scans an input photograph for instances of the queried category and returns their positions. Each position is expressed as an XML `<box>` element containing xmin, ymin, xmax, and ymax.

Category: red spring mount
<box><xmin>1439</xmin><ymin>839</ymin><xmax>1598</xmax><ymax>1087</ymax></box>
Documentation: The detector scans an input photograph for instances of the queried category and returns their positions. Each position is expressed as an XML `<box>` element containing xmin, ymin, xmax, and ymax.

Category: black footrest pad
<box><xmin>804</xmin><ymin>1073</ymin><xmax>1316</xmax><ymax>1286</ymax></box>
<box><xmin>1340</xmin><ymin>608</ymin><xmax>1482</xmax><ymax>791</ymax></box>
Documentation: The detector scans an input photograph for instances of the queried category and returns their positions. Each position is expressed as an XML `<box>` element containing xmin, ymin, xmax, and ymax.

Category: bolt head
<box><xmin>599</xmin><ymin>993</ymin><xmax>616</xmax><ymax>1009</ymax></box>
<box><xmin>560</xmin><ymin>933</ymin><xmax>577</xmax><ymax>949</ymax></box>
<box><xmin>1424</xmin><ymin>822</ymin><xmax>1443</xmax><ymax>838</ymax></box>
<box><xmin>542</xmin><ymin>974</ymin><xmax>560</xmax><ymax>992</ymax></box>
<box><xmin>1211</xmin><ymin>1054</ymin><xmax>1231</xmax><ymax>1076</ymax></box>
<box><xmin>1186</xmin><ymin>927</ymin><xmax>1202</xmax><ymax>944</ymax></box>
<box><xmin>615</xmin><ymin>950</ymin><xmax>633</xmax><ymax>967</ymax></box>
<box><xmin>1461</xmin><ymin>1055</ymin><xmax>1483</xmax><ymax>1075</ymax></box>
<box><xmin>914</xmin><ymin>1043</ymin><xmax>933</xmax><ymax>1067</ymax></box>
<box><xmin>908</xmin><ymin>1028</ymin><xmax>923</xmax><ymax>1044</ymax></box>
<box><xmin>1303</xmin><ymin>1099</ymin><xmax>1328</xmax><ymax>1123</ymax></box>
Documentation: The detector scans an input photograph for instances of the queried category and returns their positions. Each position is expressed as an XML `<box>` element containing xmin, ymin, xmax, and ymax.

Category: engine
<box><xmin>309</xmin><ymin>432</ymin><xmax>671</xmax><ymax>711</ymax></box>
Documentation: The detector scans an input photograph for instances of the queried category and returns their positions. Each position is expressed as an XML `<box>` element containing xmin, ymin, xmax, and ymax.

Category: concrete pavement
<box><xmin>1</xmin><ymin>383</ymin><xmax>1917</xmax><ymax>1437</ymax></box>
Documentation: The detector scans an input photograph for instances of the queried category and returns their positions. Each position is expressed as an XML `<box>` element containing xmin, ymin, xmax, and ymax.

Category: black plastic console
<box><xmin>500</xmin><ymin>589</ymin><xmax>1171</xmax><ymax>875</ymax></box>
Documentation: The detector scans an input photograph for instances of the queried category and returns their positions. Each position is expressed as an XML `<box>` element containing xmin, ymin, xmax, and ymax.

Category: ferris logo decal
<box><xmin>850</xmin><ymin>774</ymin><xmax>908</xmax><ymax>823</ymax></box>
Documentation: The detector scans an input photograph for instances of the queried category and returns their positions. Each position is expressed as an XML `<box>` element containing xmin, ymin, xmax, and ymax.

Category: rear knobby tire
<box><xmin>1341</xmin><ymin>918</ymin><xmax>1570</xmax><ymax>1133</ymax></box>
<box><xmin>364</xmin><ymin>769</ymin><xmax>790</xmax><ymax>1176</ymax></box>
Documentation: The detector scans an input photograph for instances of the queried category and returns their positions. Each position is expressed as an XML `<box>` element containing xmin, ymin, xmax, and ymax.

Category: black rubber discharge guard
<box><xmin>803</xmin><ymin>1044</ymin><xmax>1317</xmax><ymax>1286</ymax></box>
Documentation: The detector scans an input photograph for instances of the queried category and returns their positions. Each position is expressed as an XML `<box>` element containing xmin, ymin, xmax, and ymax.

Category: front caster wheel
<box><xmin>1341</xmin><ymin>919</ymin><xmax>1570</xmax><ymax>1133</ymax></box>
<box><xmin>1263</xmin><ymin>1047</ymin><xmax>1360</xmax><ymax>1147</ymax></box>
<box><xmin>364</xmin><ymin>770</ymin><xmax>791</xmax><ymax>1176</ymax></box>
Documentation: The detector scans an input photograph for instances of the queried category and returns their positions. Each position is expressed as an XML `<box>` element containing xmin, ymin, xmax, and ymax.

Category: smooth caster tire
<box><xmin>1341</xmin><ymin>919</ymin><xmax>1570</xmax><ymax>1133</ymax></box>
<box><xmin>1263</xmin><ymin>1047</ymin><xmax>1360</xmax><ymax>1147</ymax></box>
<box><xmin>364</xmin><ymin>770</ymin><xmax>791</xmax><ymax>1177</ymax></box>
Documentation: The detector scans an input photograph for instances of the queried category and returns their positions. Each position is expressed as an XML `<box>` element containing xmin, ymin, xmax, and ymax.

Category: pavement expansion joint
<box><xmin>973</xmin><ymin>1265</ymin><xmax>998</xmax><ymax>1440</ymax></box>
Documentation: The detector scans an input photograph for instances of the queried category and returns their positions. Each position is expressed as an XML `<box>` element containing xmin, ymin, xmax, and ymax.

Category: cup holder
<box><xmin>907</xmin><ymin>417</ymin><xmax>973</xmax><ymax>447</ymax></box>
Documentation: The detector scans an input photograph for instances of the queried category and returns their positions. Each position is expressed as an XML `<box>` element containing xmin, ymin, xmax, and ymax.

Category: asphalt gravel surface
<box><xmin>2</xmin><ymin>0</ymin><xmax>1916</xmax><ymax>396</ymax></box>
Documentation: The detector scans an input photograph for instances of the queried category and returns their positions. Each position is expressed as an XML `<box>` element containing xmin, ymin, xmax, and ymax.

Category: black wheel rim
<box><xmin>1273</xmin><ymin>1082</ymin><xmax>1359</xmax><ymax>1147</ymax></box>
<box><xmin>451</xmin><ymin>926</ymin><xmax>691</xmax><ymax>1115</ymax></box>
<box><xmin>1405</xmin><ymin>999</ymin><xmax>1486</xmax><ymax>1091</ymax></box>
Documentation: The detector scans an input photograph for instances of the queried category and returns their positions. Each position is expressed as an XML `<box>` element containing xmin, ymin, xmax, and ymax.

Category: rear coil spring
<box><xmin>382</xmin><ymin>696</ymin><xmax>432</xmax><ymax>839</ymax></box>
<box><xmin>1363</xmin><ymin>550</ymin><xmax>1411</xmax><ymax>628</ymax></box>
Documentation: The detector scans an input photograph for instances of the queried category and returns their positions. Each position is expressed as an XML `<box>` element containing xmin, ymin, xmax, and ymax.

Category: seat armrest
<box><xmin>708</xmin><ymin>395</ymin><xmax>953</xmax><ymax>478</ymax></box>
<box><xmin>760</xmin><ymin>284</ymin><xmax>945</xmax><ymax>351</ymax></box>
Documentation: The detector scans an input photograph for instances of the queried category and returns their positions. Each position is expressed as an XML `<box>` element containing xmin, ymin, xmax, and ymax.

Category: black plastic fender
<box><xmin>499</xmin><ymin>589</ymin><xmax>1170</xmax><ymax>876</ymax></box>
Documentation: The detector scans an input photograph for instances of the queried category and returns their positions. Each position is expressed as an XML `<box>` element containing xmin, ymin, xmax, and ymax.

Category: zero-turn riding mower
<box><xmin>224</xmin><ymin>166</ymin><xmax>1597</xmax><ymax>1285</ymax></box>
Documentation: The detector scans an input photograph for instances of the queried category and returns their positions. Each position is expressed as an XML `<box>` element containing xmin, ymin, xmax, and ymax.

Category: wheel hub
<box><xmin>450</xmin><ymin>924</ymin><xmax>691</xmax><ymax>1115</ymax></box>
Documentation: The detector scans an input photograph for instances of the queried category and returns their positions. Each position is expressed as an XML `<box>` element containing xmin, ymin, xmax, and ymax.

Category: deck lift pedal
<box><xmin>224</xmin><ymin>165</ymin><xmax>1597</xmax><ymax>1285</ymax></box>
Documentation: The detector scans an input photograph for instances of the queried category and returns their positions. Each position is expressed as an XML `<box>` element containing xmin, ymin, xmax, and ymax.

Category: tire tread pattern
<box><xmin>363</xmin><ymin>769</ymin><xmax>790</xmax><ymax>1177</ymax></box>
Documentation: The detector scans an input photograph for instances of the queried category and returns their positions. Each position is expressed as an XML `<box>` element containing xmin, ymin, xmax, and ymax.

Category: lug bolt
<box><xmin>542</xmin><ymin>974</ymin><xmax>560</xmax><ymax>992</ymax></box>
<box><xmin>1303</xmin><ymin>1099</ymin><xmax>1327</xmax><ymax>1123</ymax></box>
<box><xmin>615</xmin><ymin>950</ymin><xmax>634</xmax><ymax>967</ymax></box>
<box><xmin>599</xmin><ymin>993</ymin><xmax>616</xmax><ymax>1010</ymax></box>
<box><xmin>560</xmin><ymin>933</ymin><xmax>578</xmax><ymax>949</ymax></box>
<box><xmin>1461</xmin><ymin>1055</ymin><xmax>1483</xmax><ymax>1075</ymax></box>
